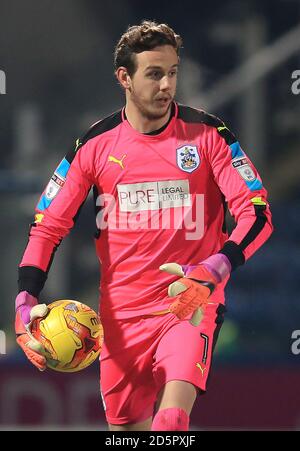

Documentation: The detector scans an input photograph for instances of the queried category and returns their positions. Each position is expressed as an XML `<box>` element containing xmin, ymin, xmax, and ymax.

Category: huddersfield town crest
<box><xmin>177</xmin><ymin>145</ymin><xmax>200</xmax><ymax>173</ymax></box>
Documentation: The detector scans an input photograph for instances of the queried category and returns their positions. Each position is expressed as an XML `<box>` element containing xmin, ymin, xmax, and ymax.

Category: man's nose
<box><xmin>160</xmin><ymin>75</ymin><xmax>171</xmax><ymax>91</ymax></box>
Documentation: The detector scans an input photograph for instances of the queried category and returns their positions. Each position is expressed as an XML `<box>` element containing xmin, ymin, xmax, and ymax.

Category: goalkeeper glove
<box><xmin>15</xmin><ymin>291</ymin><xmax>49</xmax><ymax>371</ymax></box>
<box><xmin>160</xmin><ymin>254</ymin><xmax>231</xmax><ymax>324</ymax></box>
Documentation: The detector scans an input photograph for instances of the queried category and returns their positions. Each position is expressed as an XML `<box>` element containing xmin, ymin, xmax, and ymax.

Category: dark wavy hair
<box><xmin>114</xmin><ymin>20</ymin><xmax>183</xmax><ymax>76</ymax></box>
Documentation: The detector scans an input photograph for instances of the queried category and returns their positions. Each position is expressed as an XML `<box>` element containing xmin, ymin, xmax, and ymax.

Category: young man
<box><xmin>15</xmin><ymin>21</ymin><xmax>273</xmax><ymax>431</ymax></box>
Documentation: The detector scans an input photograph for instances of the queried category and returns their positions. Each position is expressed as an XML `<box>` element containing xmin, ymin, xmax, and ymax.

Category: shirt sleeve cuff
<box><xmin>218</xmin><ymin>241</ymin><xmax>245</xmax><ymax>271</ymax></box>
<box><xmin>18</xmin><ymin>266</ymin><xmax>48</xmax><ymax>297</ymax></box>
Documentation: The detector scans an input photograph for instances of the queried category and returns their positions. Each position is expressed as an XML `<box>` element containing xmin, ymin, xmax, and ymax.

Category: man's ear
<box><xmin>115</xmin><ymin>67</ymin><xmax>131</xmax><ymax>90</ymax></box>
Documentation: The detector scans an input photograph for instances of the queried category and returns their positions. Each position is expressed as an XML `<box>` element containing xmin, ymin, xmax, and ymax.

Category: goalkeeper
<box><xmin>15</xmin><ymin>21</ymin><xmax>273</xmax><ymax>431</ymax></box>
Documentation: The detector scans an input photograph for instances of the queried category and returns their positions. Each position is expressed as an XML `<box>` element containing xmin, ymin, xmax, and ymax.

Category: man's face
<box><xmin>128</xmin><ymin>45</ymin><xmax>179</xmax><ymax>120</ymax></box>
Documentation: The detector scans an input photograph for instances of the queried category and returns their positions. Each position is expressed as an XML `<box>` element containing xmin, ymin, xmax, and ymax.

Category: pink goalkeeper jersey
<box><xmin>19</xmin><ymin>103</ymin><xmax>273</xmax><ymax>319</ymax></box>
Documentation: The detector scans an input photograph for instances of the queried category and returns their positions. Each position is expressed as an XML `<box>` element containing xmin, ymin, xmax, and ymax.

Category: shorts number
<box><xmin>200</xmin><ymin>333</ymin><xmax>209</xmax><ymax>364</ymax></box>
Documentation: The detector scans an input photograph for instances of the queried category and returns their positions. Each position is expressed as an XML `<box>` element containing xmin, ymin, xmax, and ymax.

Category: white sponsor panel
<box><xmin>158</xmin><ymin>180</ymin><xmax>191</xmax><ymax>208</ymax></box>
<box><xmin>118</xmin><ymin>182</ymin><xmax>159</xmax><ymax>211</ymax></box>
<box><xmin>117</xmin><ymin>180</ymin><xmax>191</xmax><ymax>212</ymax></box>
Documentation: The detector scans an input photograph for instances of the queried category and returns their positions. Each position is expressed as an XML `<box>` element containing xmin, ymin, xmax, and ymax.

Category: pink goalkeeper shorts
<box><xmin>99</xmin><ymin>302</ymin><xmax>226</xmax><ymax>425</ymax></box>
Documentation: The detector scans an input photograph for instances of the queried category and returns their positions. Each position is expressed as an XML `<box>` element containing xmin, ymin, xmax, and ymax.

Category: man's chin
<box><xmin>148</xmin><ymin>101</ymin><xmax>172</xmax><ymax>119</ymax></box>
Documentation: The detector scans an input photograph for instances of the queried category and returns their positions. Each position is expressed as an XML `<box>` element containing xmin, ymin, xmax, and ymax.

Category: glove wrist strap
<box><xmin>201</xmin><ymin>253</ymin><xmax>231</xmax><ymax>283</ymax></box>
<box><xmin>15</xmin><ymin>291</ymin><xmax>38</xmax><ymax>310</ymax></box>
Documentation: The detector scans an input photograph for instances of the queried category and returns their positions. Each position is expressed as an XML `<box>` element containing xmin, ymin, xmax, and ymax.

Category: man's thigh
<box><xmin>153</xmin><ymin>303</ymin><xmax>226</xmax><ymax>393</ymax></box>
<box><xmin>100</xmin><ymin>315</ymin><xmax>168</xmax><ymax>425</ymax></box>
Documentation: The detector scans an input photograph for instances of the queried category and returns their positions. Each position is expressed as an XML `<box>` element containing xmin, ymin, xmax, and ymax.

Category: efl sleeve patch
<box><xmin>232</xmin><ymin>156</ymin><xmax>263</xmax><ymax>190</ymax></box>
<box><xmin>37</xmin><ymin>158</ymin><xmax>70</xmax><ymax>211</ymax></box>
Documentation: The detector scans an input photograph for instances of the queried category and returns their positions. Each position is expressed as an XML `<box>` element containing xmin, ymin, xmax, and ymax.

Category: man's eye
<box><xmin>148</xmin><ymin>71</ymin><xmax>161</xmax><ymax>79</ymax></box>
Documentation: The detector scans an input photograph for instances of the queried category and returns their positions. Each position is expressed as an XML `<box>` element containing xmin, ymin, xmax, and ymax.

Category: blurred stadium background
<box><xmin>0</xmin><ymin>0</ymin><xmax>299</xmax><ymax>430</ymax></box>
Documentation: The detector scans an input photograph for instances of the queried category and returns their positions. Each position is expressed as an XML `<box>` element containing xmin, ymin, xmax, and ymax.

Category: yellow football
<box><xmin>30</xmin><ymin>300</ymin><xmax>103</xmax><ymax>372</ymax></box>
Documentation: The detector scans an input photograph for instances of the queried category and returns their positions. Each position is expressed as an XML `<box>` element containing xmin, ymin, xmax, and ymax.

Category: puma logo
<box><xmin>196</xmin><ymin>362</ymin><xmax>206</xmax><ymax>377</ymax></box>
<box><xmin>74</xmin><ymin>138</ymin><xmax>82</xmax><ymax>152</ymax></box>
<box><xmin>217</xmin><ymin>126</ymin><xmax>228</xmax><ymax>132</ymax></box>
<box><xmin>108</xmin><ymin>154</ymin><xmax>126</xmax><ymax>169</ymax></box>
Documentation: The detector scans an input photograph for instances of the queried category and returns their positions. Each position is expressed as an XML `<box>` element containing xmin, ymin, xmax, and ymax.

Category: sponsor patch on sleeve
<box><xmin>37</xmin><ymin>158</ymin><xmax>70</xmax><ymax>211</ymax></box>
<box><xmin>45</xmin><ymin>174</ymin><xmax>65</xmax><ymax>200</ymax></box>
<box><xmin>232</xmin><ymin>157</ymin><xmax>256</xmax><ymax>182</ymax></box>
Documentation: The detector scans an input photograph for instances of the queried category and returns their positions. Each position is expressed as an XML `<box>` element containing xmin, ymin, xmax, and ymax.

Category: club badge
<box><xmin>177</xmin><ymin>145</ymin><xmax>200</xmax><ymax>173</ymax></box>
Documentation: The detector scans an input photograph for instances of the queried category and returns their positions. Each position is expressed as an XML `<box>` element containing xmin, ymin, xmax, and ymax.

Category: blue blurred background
<box><xmin>0</xmin><ymin>0</ymin><xmax>299</xmax><ymax>430</ymax></box>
